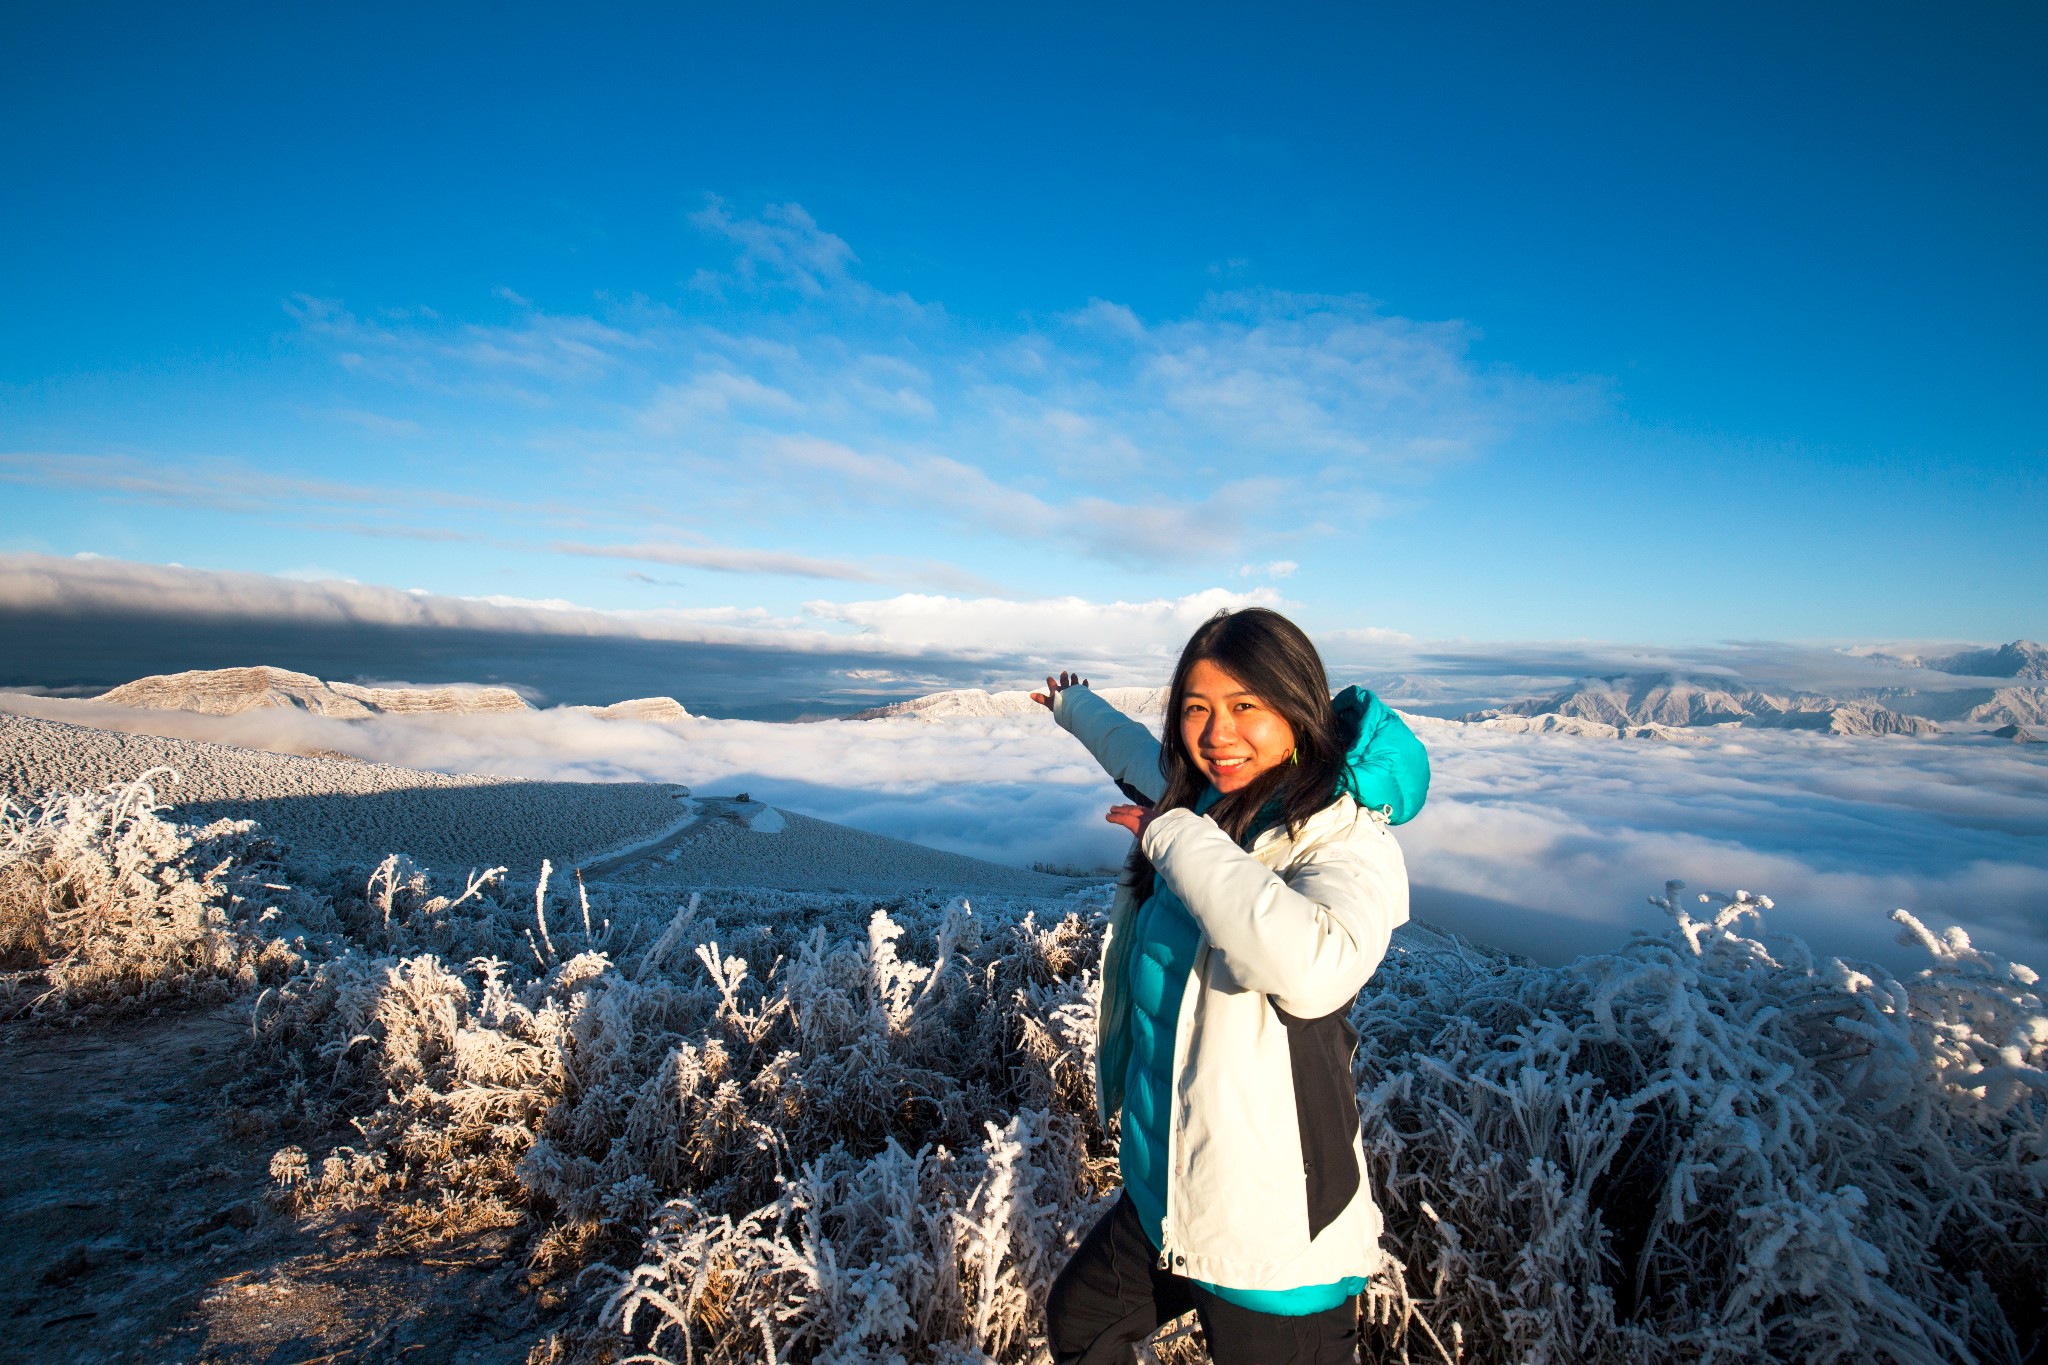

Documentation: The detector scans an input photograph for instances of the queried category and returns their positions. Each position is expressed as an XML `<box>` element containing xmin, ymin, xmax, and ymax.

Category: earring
<box><xmin>1288</xmin><ymin>746</ymin><xmax>1299</xmax><ymax>766</ymax></box>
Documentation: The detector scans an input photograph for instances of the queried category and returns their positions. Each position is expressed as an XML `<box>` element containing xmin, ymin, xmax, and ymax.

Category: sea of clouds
<box><xmin>6</xmin><ymin>690</ymin><xmax>2041</xmax><ymax>975</ymax></box>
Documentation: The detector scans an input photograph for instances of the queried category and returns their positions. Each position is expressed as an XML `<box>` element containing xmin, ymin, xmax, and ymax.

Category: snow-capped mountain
<box><xmin>1459</xmin><ymin>677</ymin><xmax>1940</xmax><ymax>737</ymax></box>
<box><xmin>1454</xmin><ymin>642</ymin><xmax>2047</xmax><ymax>737</ymax></box>
<box><xmin>1902</xmin><ymin>639</ymin><xmax>2048</xmax><ymax>680</ymax></box>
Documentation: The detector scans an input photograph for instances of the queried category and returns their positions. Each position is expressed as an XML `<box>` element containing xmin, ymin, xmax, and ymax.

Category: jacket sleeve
<box><xmin>1140</xmin><ymin>806</ymin><xmax>1408</xmax><ymax>1018</ymax></box>
<box><xmin>1051</xmin><ymin>685</ymin><xmax>1166</xmax><ymax>803</ymax></box>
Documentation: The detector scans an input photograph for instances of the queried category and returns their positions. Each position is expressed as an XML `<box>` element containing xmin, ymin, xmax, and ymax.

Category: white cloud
<box><xmin>0</xmin><ymin>553</ymin><xmax>1264</xmax><ymax>677</ymax></box>
<box><xmin>637</xmin><ymin>370</ymin><xmax>802</xmax><ymax>429</ymax></box>
<box><xmin>802</xmin><ymin>587</ymin><xmax>1282</xmax><ymax>671</ymax></box>
<box><xmin>690</xmin><ymin>199</ymin><xmax>859</xmax><ymax>298</ymax></box>
<box><xmin>0</xmin><ymin>551</ymin><xmax>884</xmax><ymax>654</ymax></box>
<box><xmin>685</xmin><ymin>198</ymin><xmax>927</xmax><ymax>316</ymax></box>
<box><xmin>1393</xmin><ymin>718</ymin><xmax>2048</xmax><ymax>970</ymax></box>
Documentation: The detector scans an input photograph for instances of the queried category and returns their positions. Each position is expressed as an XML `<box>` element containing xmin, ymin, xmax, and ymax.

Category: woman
<box><xmin>1033</xmin><ymin>607</ymin><xmax>1428</xmax><ymax>1365</ymax></box>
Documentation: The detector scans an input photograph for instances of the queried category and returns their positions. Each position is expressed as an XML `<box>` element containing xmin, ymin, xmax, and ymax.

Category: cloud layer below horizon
<box><xmin>7</xmin><ymin>689</ymin><xmax>2041</xmax><ymax>975</ymax></box>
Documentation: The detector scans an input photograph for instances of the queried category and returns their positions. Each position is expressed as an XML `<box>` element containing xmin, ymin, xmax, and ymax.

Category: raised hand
<box><xmin>1029</xmin><ymin>670</ymin><xmax>1090</xmax><ymax>710</ymax></box>
<box><xmin>1106</xmin><ymin>802</ymin><xmax>1158</xmax><ymax>841</ymax></box>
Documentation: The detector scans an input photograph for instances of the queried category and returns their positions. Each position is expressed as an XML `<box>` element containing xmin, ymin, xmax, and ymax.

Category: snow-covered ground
<box><xmin>4</xmin><ymin>687</ymin><xmax>2042</xmax><ymax>972</ymax></box>
<box><xmin>0</xmin><ymin>711</ymin><xmax>1077</xmax><ymax>898</ymax></box>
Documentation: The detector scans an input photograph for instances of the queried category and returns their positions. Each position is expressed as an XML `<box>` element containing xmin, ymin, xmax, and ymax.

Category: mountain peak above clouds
<box><xmin>91</xmin><ymin>665</ymin><xmax>689</xmax><ymax>722</ymax></box>
<box><xmin>571</xmin><ymin>696</ymin><xmax>693</xmax><ymax>722</ymax></box>
<box><xmin>1459</xmin><ymin>673</ymin><xmax>1943</xmax><ymax>737</ymax></box>
<box><xmin>98</xmin><ymin>665</ymin><xmax>533</xmax><ymax>718</ymax></box>
<box><xmin>1914</xmin><ymin>640</ymin><xmax>2048</xmax><ymax>680</ymax></box>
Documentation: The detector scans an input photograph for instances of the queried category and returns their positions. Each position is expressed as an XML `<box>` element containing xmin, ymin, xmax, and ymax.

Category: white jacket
<box><xmin>1053</xmin><ymin>683</ymin><xmax>1411</xmax><ymax>1291</ymax></box>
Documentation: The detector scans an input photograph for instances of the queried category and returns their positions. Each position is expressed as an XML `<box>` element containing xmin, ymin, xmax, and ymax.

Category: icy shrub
<box><xmin>1359</xmin><ymin>885</ymin><xmax>2048</xmax><ymax>1364</ymax></box>
<box><xmin>258</xmin><ymin>888</ymin><xmax>1113</xmax><ymax>1359</ymax></box>
<box><xmin>21</xmin><ymin>772</ymin><xmax>2041</xmax><ymax>1362</ymax></box>
<box><xmin>262</xmin><ymin>867</ymin><xmax>2045</xmax><ymax>1365</ymax></box>
<box><xmin>0</xmin><ymin>770</ymin><xmax>303</xmax><ymax>1017</ymax></box>
<box><xmin>609</xmin><ymin>1108</ymin><xmax>1087</xmax><ymax>1364</ymax></box>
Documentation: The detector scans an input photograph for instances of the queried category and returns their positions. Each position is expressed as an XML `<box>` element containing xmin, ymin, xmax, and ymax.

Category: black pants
<box><xmin>1046</xmin><ymin>1194</ymin><xmax>1362</xmax><ymax>1365</ymax></box>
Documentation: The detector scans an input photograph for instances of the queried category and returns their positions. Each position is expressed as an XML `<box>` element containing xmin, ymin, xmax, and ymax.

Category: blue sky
<box><xmin>3</xmin><ymin>0</ymin><xmax>2043</xmax><ymax>655</ymax></box>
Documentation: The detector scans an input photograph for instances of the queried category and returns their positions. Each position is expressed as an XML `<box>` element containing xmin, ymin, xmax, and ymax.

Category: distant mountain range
<box><xmin>1456</xmin><ymin>640</ymin><xmax>2045</xmax><ymax>739</ymax></box>
<box><xmin>857</xmin><ymin>642</ymin><xmax>2046</xmax><ymax>744</ymax></box>
<box><xmin>1458</xmin><ymin>680</ymin><xmax>1942</xmax><ymax>738</ymax></box>
<box><xmin>36</xmin><ymin>644</ymin><xmax>2048</xmax><ymax>744</ymax></box>
<box><xmin>1877</xmin><ymin>639</ymin><xmax>2048</xmax><ymax>680</ymax></box>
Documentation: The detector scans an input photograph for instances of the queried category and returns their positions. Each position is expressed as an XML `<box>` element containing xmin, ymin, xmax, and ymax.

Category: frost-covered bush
<box><xmin>13</xmin><ymin>771</ymin><xmax>2044</xmax><ymax>1363</ymax></box>
<box><xmin>258</xmin><ymin>886</ymin><xmax>1112</xmax><ymax>1361</ymax></box>
<box><xmin>1358</xmin><ymin>885</ymin><xmax>2048</xmax><ymax>1364</ymax></box>
<box><xmin>0</xmin><ymin>770</ymin><xmax>303</xmax><ymax>1017</ymax></box>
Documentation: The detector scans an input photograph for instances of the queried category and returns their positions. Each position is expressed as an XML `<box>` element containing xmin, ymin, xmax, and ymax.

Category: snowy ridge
<box><xmin>99</xmin><ymin>665</ymin><xmax>533</xmax><ymax>717</ymax></box>
<box><xmin>1899</xmin><ymin>685</ymin><xmax>2048</xmax><ymax>728</ymax></box>
<box><xmin>1452</xmin><ymin>640</ymin><xmax>2048</xmax><ymax>737</ymax></box>
<box><xmin>569</xmin><ymin>695</ymin><xmax>692</xmax><ymax>722</ymax></box>
<box><xmin>1891</xmin><ymin>639</ymin><xmax>2048</xmax><ymax>680</ymax></box>
<box><xmin>1462</xmin><ymin>676</ymin><xmax>1944</xmax><ymax>737</ymax></box>
<box><xmin>95</xmin><ymin>665</ymin><xmax>693</xmax><ymax>724</ymax></box>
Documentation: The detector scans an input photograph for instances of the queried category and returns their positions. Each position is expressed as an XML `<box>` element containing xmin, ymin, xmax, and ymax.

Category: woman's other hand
<box><xmin>1106</xmin><ymin>803</ymin><xmax>1158</xmax><ymax>841</ymax></box>
<box><xmin>1030</xmin><ymin>670</ymin><xmax>1090</xmax><ymax>710</ymax></box>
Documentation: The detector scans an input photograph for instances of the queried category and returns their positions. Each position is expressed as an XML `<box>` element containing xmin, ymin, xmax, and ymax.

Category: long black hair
<box><xmin>1127</xmin><ymin>607</ymin><xmax>1343</xmax><ymax>903</ymax></box>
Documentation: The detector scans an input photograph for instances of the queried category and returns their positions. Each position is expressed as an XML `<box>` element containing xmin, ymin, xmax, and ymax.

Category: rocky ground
<box><xmin>0</xmin><ymin>1006</ymin><xmax>555</xmax><ymax>1365</ymax></box>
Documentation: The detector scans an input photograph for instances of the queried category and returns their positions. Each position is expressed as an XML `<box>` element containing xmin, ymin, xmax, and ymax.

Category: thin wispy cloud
<box><xmin>252</xmin><ymin>201</ymin><xmax>1578</xmax><ymax>577</ymax></box>
<box><xmin>555</xmin><ymin>539</ymin><xmax>887</xmax><ymax>583</ymax></box>
<box><xmin>0</xmin><ymin>451</ymin><xmax>511</xmax><ymax>520</ymax></box>
<box><xmin>287</xmin><ymin>293</ymin><xmax>655</xmax><ymax>400</ymax></box>
<box><xmin>325</xmin><ymin>408</ymin><xmax>423</xmax><ymax>436</ymax></box>
<box><xmin>311</xmin><ymin>523</ymin><xmax>480</xmax><ymax>544</ymax></box>
<box><xmin>685</xmin><ymin>198</ymin><xmax>932</xmax><ymax>319</ymax></box>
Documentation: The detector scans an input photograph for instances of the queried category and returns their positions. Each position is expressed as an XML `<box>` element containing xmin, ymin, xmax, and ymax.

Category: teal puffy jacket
<box><xmin>1330</xmin><ymin>685</ymin><xmax>1430</xmax><ymax>825</ymax></box>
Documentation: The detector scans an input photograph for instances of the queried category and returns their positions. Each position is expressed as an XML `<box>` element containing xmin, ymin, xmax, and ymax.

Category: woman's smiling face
<box><xmin>1179</xmin><ymin>658</ymin><xmax>1298</xmax><ymax>794</ymax></box>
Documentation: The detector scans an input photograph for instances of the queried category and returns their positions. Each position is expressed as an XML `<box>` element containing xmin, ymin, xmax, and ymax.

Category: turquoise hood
<box><xmin>1331</xmin><ymin>686</ymin><xmax>1429</xmax><ymax>825</ymax></box>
